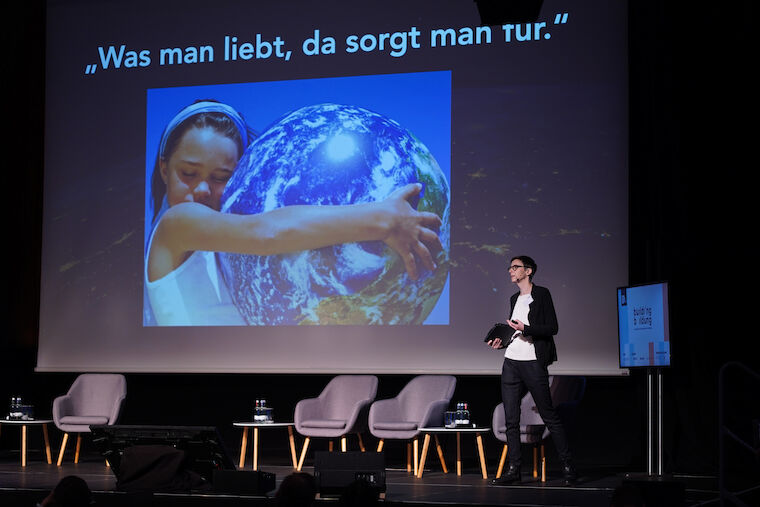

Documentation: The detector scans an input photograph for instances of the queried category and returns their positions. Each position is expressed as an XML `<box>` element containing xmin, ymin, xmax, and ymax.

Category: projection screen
<box><xmin>38</xmin><ymin>0</ymin><xmax>628</xmax><ymax>375</ymax></box>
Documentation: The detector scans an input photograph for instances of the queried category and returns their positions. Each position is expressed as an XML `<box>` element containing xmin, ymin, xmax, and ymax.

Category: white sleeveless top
<box><xmin>145</xmin><ymin>228</ymin><xmax>245</xmax><ymax>326</ymax></box>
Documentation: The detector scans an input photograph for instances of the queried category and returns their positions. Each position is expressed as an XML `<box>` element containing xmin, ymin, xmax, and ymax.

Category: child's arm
<box><xmin>148</xmin><ymin>183</ymin><xmax>442</xmax><ymax>282</ymax></box>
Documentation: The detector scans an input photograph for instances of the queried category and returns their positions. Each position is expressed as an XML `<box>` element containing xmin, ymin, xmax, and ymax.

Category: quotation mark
<box><xmin>554</xmin><ymin>13</ymin><xmax>569</xmax><ymax>24</ymax></box>
<box><xmin>84</xmin><ymin>64</ymin><xmax>97</xmax><ymax>75</ymax></box>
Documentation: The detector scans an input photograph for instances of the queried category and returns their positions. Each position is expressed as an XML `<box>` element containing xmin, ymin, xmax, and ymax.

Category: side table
<box><xmin>0</xmin><ymin>419</ymin><xmax>53</xmax><ymax>467</ymax></box>
<box><xmin>417</xmin><ymin>426</ymin><xmax>489</xmax><ymax>479</ymax></box>
<box><xmin>233</xmin><ymin>422</ymin><xmax>297</xmax><ymax>471</ymax></box>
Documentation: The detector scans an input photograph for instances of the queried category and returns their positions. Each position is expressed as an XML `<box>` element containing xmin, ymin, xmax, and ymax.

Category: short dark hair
<box><xmin>511</xmin><ymin>255</ymin><xmax>537</xmax><ymax>281</ymax></box>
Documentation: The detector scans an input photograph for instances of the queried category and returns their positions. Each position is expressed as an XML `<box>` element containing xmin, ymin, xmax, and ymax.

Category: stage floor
<box><xmin>0</xmin><ymin>454</ymin><xmax>719</xmax><ymax>507</ymax></box>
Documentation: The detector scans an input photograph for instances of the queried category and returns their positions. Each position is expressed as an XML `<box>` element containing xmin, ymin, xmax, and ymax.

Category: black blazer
<box><xmin>509</xmin><ymin>284</ymin><xmax>558</xmax><ymax>367</ymax></box>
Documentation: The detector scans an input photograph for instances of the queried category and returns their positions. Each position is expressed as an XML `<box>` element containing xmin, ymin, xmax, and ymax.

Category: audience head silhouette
<box><xmin>274</xmin><ymin>472</ymin><xmax>317</xmax><ymax>507</ymax></box>
<box><xmin>338</xmin><ymin>479</ymin><xmax>380</xmax><ymax>506</ymax></box>
<box><xmin>40</xmin><ymin>475</ymin><xmax>92</xmax><ymax>507</ymax></box>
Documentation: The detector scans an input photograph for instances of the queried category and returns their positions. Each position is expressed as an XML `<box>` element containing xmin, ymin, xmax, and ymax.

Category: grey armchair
<box><xmin>492</xmin><ymin>375</ymin><xmax>585</xmax><ymax>481</ymax></box>
<box><xmin>53</xmin><ymin>374</ymin><xmax>127</xmax><ymax>465</ymax></box>
<box><xmin>368</xmin><ymin>375</ymin><xmax>456</xmax><ymax>474</ymax></box>
<box><xmin>294</xmin><ymin>375</ymin><xmax>378</xmax><ymax>471</ymax></box>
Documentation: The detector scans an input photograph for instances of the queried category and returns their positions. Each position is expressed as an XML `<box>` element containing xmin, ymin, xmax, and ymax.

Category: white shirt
<box><xmin>505</xmin><ymin>293</ymin><xmax>537</xmax><ymax>360</ymax></box>
<box><xmin>145</xmin><ymin>228</ymin><xmax>245</xmax><ymax>326</ymax></box>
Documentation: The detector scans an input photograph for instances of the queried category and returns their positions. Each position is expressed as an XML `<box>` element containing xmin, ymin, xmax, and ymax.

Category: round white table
<box><xmin>417</xmin><ymin>426</ymin><xmax>490</xmax><ymax>479</ymax></box>
<box><xmin>233</xmin><ymin>422</ymin><xmax>297</xmax><ymax>470</ymax></box>
<box><xmin>0</xmin><ymin>419</ymin><xmax>53</xmax><ymax>466</ymax></box>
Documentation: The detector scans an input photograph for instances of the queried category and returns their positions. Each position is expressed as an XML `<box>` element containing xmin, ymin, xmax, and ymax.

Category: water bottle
<box><xmin>10</xmin><ymin>396</ymin><xmax>21</xmax><ymax>419</ymax></box>
<box><xmin>455</xmin><ymin>402</ymin><xmax>463</xmax><ymax>425</ymax></box>
<box><xmin>260</xmin><ymin>399</ymin><xmax>269</xmax><ymax>422</ymax></box>
<box><xmin>254</xmin><ymin>399</ymin><xmax>261</xmax><ymax>422</ymax></box>
<box><xmin>262</xmin><ymin>400</ymin><xmax>274</xmax><ymax>423</ymax></box>
<box><xmin>462</xmin><ymin>402</ymin><xmax>470</xmax><ymax>425</ymax></box>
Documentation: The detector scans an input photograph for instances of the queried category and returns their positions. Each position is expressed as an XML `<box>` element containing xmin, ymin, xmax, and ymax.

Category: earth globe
<box><xmin>217</xmin><ymin>103</ymin><xmax>450</xmax><ymax>325</ymax></box>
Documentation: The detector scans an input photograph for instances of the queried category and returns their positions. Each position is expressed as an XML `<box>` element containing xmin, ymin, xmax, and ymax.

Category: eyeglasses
<box><xmin>508</xmin><ymin>265</ymin><xmax>525</xmax><ymax>271</ymax></box>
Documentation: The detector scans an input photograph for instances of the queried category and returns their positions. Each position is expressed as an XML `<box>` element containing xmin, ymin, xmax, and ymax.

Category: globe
<box><xmin>217</xmin><ymin>103</ymin><xmax>450</xmax><ymax>325</ymax></box>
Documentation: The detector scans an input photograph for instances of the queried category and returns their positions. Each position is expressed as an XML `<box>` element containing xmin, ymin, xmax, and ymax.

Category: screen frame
<box><xmin>37</xmin><ymin>0</ymin><xmax>631</xmax><ymax>376</ymax></box>
<box><xmin>616</xmin><ymin>280</ymin><xmax>671</xmax><ymax>369</ymax></box>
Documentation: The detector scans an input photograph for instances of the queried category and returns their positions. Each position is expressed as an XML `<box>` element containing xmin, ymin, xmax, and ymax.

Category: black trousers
<box><xmin>500</xmin><ymin>358</ymin><xmax>571</xmax><ymax>467</ymax></box>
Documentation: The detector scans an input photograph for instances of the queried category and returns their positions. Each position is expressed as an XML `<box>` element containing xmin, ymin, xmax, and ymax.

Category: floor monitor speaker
<box><xmin>314</xmin><ymin>451</ymin><xmax>386</xmax><ymax>496</ymax></box>
<box><xmin>213</xmin><ymin>469</ymin><xmax>276</xmax><ymax>495</ymax></box>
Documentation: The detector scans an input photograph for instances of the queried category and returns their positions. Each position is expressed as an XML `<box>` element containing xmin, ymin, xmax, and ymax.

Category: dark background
<box><xmin>1</xmin><ymin>0</ymin><xmax>755</xmax><ymax>481</ymax></box>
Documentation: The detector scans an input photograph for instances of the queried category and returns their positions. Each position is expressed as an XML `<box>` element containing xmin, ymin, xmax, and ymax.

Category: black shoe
<box><xmin>562</xmin><ymin>462</ymin><xmax>578</xmax><ymax>485</ymax></box>
<box><xmin>491</xmin><ymin>464</ymin><xmax>521</xmax><ymax>485</ymax></box>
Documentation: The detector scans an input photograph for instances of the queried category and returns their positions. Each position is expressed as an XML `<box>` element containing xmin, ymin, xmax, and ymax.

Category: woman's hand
<box><xmin>379</xmin><ymin>183</ymin><xmax>443</xmax><ymax>280</ymax></box>
<box><xmin>488</xmin><ymin>338</ymin><xmax>503</xmax><ymax>349</ymax></box>
<box><xmin>507</xmin><ymin>319</ymin><xmax>525</xmax><ymax>332</ymax></box>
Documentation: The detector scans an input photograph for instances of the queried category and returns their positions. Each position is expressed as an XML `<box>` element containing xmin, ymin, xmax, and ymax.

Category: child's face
<box><xmin>160</xmin><ymin>126</ymin><xmax>239</xmax><ymax>211</ymax></box>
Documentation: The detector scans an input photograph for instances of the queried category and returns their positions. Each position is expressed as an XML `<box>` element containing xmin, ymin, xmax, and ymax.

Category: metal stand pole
<box><xmin>646</xmin><ymin>367</ymin><xmax>664</xmax><ymax>476</ymax></box>
<box><xmin>657</xmin><ymin>368</ymin><xmax>663</xmax><ymax>476</ymax></box>
<box><xmin>647</xmin><ymin>368</ymin><xmax>653</xmax><ymax>476</ymax></box>
<box><xmin>626</xmin><ymin>368</ymin><xmax>666</xmax><ymax>481</ymax></box>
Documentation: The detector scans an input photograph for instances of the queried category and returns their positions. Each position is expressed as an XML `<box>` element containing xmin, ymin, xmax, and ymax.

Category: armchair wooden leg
<box><xmin>341</xmin><ymin>436</ymin><xmax>347</xmax><ymax>452</ymax></box>
<box><xmin>532</xmin><ymin>445</ymin><xmax>538</xmax><ymax>478</ymax></box>
<box><xmin>297</xmin><ymin>437</ymin><xmax>310</xmax><ymax>471</ymax></box>
<box><xmin>540</xmin><ymin>444</ymin><xmax>546</xmax><ymax>483</ymax></box>
<box><xmin>57</xmin><ymin>433</ymin><xmax>69</xmax><ymax>466</ymax></box>
<box><xmin>288</xmin><ymin>426</ymin><xmax>298</xmax><ymax>469</ymax></box>
<box><xmin>74</xmin><ymin>434</ymin><xmax>82</xmax><ymax>464</ymax></box>
<box><xmin>238</xmin><ymin>427</ymin><xmax>249</xmax><ymax>468</ymax></box>
<box><xmin>406</xmin><ymin>443</ymin><xmax>412</xmax><ymax>472</ymax></box>
<box><xmin>416</xmin><ymin>434</ymin><xmax>431</xmax><ymax>478</ymax></box>
<box><xmin>496</xmin><ymin>444</ymin><xmax>508</xmax><ymax>478</ymax></box>
<box><xmin>376</xmin><ymin>439</ymin><xmax>384</xmax><ymax>452</ymax></box>
<box><xmin>413</xmin><ymin>438</ymin><xmax>419</xmax><ymax>476</ymax></box>
<box><xmin>356</xmin><ymin>433</ymin><xmax>365</xmax><ymax>452</ymax></box>
<box><xmin>541</xmin><ymin>456</ymin><xmax>546</xmax><ymax>482</ymax></box>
